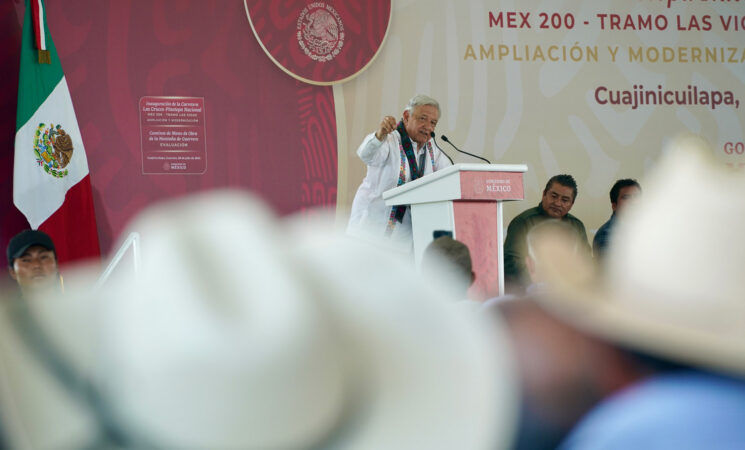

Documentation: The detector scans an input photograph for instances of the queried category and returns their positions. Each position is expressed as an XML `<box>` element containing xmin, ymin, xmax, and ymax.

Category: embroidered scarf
<box><xmin>390</xmin><ymin>121</ymin><xmax>421</xmax><ymax>226</ymax></box>
<box><xmin>386</xmin><ymin>121</ymin><xmax>436</xmax><ymax>236</ymax></box>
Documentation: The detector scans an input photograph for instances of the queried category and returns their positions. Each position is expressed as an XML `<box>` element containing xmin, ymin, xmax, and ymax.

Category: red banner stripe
<box><xmin>30</xmin><ymin>0</ymin><xmax>45</xmax><ymax>51</ymax></box>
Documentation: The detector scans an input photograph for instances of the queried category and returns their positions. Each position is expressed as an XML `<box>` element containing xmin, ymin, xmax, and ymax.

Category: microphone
<box><xmin>441</xmin><ymin>135</ymin><xmax>491</xmax><ymax>164</ymax></box>
<box><xmin>430</xmin><ymin>132</ymin><xmax>454</xmax><ymax>165</ymax></box>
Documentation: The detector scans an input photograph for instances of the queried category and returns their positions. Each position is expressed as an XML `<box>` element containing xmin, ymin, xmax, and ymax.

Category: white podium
<box><xmin>384</xmin><ymin>163</ymin><xmax>527</xmax><ymax>299</ymax></box>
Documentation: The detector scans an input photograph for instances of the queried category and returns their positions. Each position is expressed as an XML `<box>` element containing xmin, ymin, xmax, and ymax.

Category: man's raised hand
<box><xmin>375</xmin><ymin>116</ymin><xmax>397</xmax><ymax>141</ymax></box>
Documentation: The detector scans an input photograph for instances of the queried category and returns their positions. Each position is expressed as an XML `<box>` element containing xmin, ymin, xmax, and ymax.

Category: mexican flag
<box><xmin>13</xmin><ymin>0</ymin><xmax>100</xmax><ymax>263</ymax></box>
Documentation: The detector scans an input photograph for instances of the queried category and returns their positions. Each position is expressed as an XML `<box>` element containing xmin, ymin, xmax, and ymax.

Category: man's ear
<box><xmin>402</xmin><ymin>109</ymin><xmax>410</xmax><ymax>123</ymax></box>
<box><xmin>611</xmin><ymin>202</ymin><xmax>618</xmax><ymax>213</ymax></box>
<box><xmin>8</xmin><ymin>266</ymin><xmax>17</xmax><ymax>282</ymax></box>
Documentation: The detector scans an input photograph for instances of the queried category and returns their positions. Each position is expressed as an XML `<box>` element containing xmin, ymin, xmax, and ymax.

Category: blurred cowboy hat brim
<box><xmin>0</xmin><ymin>190</ymin><xmax>518</xmax><ymax>449</ymax></box>
<box><xmin>537</xmin><ymin>136</ymin><xmax>745</xmax><ymax>376</ymax></box>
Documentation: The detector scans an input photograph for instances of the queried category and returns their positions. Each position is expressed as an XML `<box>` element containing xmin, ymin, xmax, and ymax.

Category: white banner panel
<box><xmin>337</xmin><ymin>0</ymin><xmax>744</xmax><ymax>235</ymax></box>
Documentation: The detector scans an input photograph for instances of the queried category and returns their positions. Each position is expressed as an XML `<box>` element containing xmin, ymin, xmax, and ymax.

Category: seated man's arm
<box><xmin>503</xmin><ymin>218</ymin><xmax>529</xmax><ymax>285</ymax></box>
<box><xmin>592</xmin><ymin>225</ymin><xmax>607</xmax><ymax>259</ymax></box>
<box><xmin>576</xmin><ymin>222</ymin><xmax>592</xmax><ymax>256</ymax></box>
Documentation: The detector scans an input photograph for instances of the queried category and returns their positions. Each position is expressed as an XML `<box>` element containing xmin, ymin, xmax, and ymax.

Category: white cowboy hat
<box><xmin>538</xmin><ymin>136</ymin><xmax>745</xmax><ymax>376</ymax></box>
<box><xmin>0</xmin><ymin>190</ymin><xmax>517</xmax><ymax>449</ymax></box>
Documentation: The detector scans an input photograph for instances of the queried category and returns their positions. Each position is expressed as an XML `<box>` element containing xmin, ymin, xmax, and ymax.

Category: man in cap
<box><xmin>348</xmin><ymin>94</ymin><xmax>453</xmax><ymax>247</ymax></box>
<box><xmin>6</xmin><ymin>229</ymin><xmax>60</xmax><ymax>298</ymax></box>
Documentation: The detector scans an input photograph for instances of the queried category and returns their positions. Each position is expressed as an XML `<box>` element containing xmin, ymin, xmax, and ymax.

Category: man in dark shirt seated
<box><xmin>503</xmin><ymin>174</ymin><xmax>590</xmax><ymax>290</ymax></box>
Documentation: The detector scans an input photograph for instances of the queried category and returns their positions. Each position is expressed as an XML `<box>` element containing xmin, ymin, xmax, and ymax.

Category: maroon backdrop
<box><xmin>0</xmin><ymin>1</ymin><xmax>27</xmax><ymax>270</ymax></box>
<box><xmin>1</xmin><ymin>0</ymin><xmax>338</xmax><ymax>268</ymax></box>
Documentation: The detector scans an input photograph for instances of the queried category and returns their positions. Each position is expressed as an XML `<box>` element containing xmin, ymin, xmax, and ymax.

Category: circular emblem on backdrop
<box><xmin>244</xmin><ymin>0</ymin><xmax>391</xmax><ymax>85</ymax></box>
<box><xmin>297</xmin><ymin>4</ymin><xmax>344</xmax><ymax>62</ymax></box>
<box><xmin>33</xmin><ymin>123</ymin><xmax>73</xmax><ymax>178</ymax></box>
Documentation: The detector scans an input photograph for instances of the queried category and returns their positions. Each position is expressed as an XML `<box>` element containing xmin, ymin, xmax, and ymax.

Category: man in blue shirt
<box><xmin>592</xmin><ymin>179</ymin><xmax>641</xmax><ymax>261</ymax></box>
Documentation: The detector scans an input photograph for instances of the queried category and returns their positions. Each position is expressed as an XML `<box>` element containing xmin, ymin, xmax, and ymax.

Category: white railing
<box><xmin>95</xmin><ymin>232</ymin><xmax>141</xmax><ymax>288</ymax></box>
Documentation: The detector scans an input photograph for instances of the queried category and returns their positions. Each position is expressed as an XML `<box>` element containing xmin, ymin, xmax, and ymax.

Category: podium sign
<box><xmin>459</xmin><ymin>171</ymin><xmax>524</xmax><ymax>200</ymax></box>
<box><xmin>384</xmin><ymin>163</ymin><xmax>527</xmax><ymax>299</ymax></box>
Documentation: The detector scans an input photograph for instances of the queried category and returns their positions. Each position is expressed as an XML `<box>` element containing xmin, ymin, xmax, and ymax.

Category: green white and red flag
<box><xmin>14</xmin><ymin>0</ymin><xmax>100</xmax><ymax>263</ymax></box>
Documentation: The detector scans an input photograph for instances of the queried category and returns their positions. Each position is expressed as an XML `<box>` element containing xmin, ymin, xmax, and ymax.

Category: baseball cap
<box><xmin>6</xmin><ymin>230</ymin><xmax>56</xmax><ymax>267</ymax></box>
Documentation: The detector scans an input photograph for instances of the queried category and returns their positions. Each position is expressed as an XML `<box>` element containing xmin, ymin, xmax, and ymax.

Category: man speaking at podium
<box><xmin>348</xmin><ymin>95</ymin><xmax>452</xmax><ymax>249</ymax></box>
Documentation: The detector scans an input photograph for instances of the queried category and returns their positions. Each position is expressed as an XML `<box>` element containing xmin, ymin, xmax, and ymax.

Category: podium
<box><xmin>384</xmin><ymin>163</ymin><xmax>527</xmax><ymax>299</ymax></box>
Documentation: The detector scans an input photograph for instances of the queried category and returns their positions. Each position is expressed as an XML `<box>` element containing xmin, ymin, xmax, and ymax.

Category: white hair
<box><xmin>405</xmin><ymin>94</ymin><xmax>441</xmax><ymax>116</ymax></box>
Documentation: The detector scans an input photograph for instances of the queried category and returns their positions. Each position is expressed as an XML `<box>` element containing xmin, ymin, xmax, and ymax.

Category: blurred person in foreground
<box><xmin>491</xmin><ymin>297</ymin><xmax>637</xmax><ymax>450</ymax></box>
<box><xmin>592</xmin><ymin>178</ymin><xmax>641</xmax><ymax>261</ymax></box>
<box><xmin>421</xmin><ymin>236</ymin><xmax>477</xmax><ymax>305</ymax></box>
<box><xmin>488</xmin><ymin>138</ymin><xmax>745</xmax><ymax>449</ymax></box>
<box><xmin>483</xmin><ymin>220</ymin><xmax>583</xmax><ymax>308</ymax></box>
<box><xmin>502</xmin><ymin>174</ymin><xmax>590</xmax><ymax>292</ymax></box>
<box><xmin>523</xmin><ymin>219</ymin><xmax>584</xmax><ymax>297</ymax></box>
<box><xmin>6</xmin><ymin>230</ymin><xmax>61</xmax><ymax>299</ymax></box>
<box><xmin>348</xmin><ymin>94</ymin><xmax>453</xmax><ymax>249</ymax></box>
<box><xmin>485</xmin><ymin>220</ymin><xmax>615</xmax><ymax>448</ymax></box>
<box><xmin>0</xmin><ymin>190</ymin><xmax>517</xmax><ymax>449</ymax></box>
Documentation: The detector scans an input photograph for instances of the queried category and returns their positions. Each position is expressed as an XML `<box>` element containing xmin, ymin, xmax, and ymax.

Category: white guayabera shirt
<box><xmin>347</xmin><ymin>130</ymin><xmax>452</xmax><ymax>247</ymax></box>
